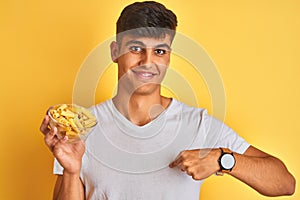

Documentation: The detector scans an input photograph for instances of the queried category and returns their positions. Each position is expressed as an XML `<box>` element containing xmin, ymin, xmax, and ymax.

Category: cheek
<box><xmin>158</xmin><ymin>55</ymin><xmax>170</xmax><ymax>66</ymax></box>
<box><xmin>166</xmin><ymin>57</ymin><xmax>170</xmax><ymax>66</ymax></box>
<box><xmin>118</xmin><ymin>55</ymin><xmax>129</xmax><ymax>67</ymax></box>
<box><xmin>160</xmin><ymin>66</ymin><xmax>168</xmax><ymax>77</ymax></box>
<box><xmin>117</xmin><ymin>55</ymin><xmax>139</xmax><ymax>76</ymax></box>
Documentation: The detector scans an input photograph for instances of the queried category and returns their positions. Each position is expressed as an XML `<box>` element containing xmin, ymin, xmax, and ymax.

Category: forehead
<box><xmin>119</xmin><ymin>34</ymin><xmax>172</xmax><ymax>48</ymax></box>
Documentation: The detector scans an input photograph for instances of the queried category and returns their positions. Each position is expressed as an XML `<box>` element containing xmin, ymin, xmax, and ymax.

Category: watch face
<box><xmin>221</xmin><ymin>154</ymin><xmax>235</xmax><ymax>169</ymax></box>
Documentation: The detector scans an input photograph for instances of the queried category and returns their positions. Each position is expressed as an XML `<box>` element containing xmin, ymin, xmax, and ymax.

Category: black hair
<box><xmin>116</xmin><ymin>1</ymin><xmax>177</xmax><ymax>42</ymax></box>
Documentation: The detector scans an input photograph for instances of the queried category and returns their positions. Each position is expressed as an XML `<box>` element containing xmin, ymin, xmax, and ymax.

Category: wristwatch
<box><xmin>216</xmin><ymin>147</ymin><xmax>236</xmax><ymax>176</ymax></box>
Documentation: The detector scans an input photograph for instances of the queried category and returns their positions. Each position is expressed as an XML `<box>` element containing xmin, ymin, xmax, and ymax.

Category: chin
<box><xmin>132</xmin><ymin>83</ymin><xmax>160</xmax><ymax>96</ymax></box>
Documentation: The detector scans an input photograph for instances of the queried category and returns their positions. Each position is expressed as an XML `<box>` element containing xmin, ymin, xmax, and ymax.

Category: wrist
<box><xmin>63</xmin><ymin>169</ymin><xmax>81</xmax><ymax>177</ymax></box>
<box><xmin>213</xmin><ymin>148</ymin><xmax>223</xmax><ymax>173</ymax></box>
<box><xmin>60</xmin><ymin>160</ymin><xmax>82</xmax><ymax>176</ymax></box>
<box><xmin>216</xmin><ymin>147</ymin><xmax>236</xmax><ymax>176</ymax></box>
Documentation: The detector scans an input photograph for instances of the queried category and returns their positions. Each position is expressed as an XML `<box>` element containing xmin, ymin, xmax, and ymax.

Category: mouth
<box><xmin>131</xmin><ymin>70</ymin><xmax>159</xmax><ymax>80</ymax></box>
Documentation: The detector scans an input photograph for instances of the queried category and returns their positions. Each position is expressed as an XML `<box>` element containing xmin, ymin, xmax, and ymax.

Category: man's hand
<box><xmin>169</xmin><ymin>149</ymin><xmax>221</xmax><ymax>180</ymax></box>
<box><xmin>40</xmin><ymin>114</ymin><xmax>85</xmax><ymax>175</ymax></box>
<box><xmin>40</xmin><ymin>114</ymin><xmax>85</xmax><ymax>200</ymax></box>
<box><xmin>170</xmin><ymin>147</ymin><xmax>295</xmax><ymax>196</ymax></box>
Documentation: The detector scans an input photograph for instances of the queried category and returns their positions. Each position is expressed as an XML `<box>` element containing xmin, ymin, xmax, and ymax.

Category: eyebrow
<box><xmin>155</xmin><ymin>44</ymin><xmax>171</xmax><ymax>51</ymax></box>
<box><xmin>125</xmin><ymin>40</ymin><xmax>171</xmax><ymax>51</ymax></box>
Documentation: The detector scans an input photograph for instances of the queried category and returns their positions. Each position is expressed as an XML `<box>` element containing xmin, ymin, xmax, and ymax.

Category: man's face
<box><xmin>111</xmin><ymin>34</ymin><xmax>172</xmax><ymax>96</ymax></box>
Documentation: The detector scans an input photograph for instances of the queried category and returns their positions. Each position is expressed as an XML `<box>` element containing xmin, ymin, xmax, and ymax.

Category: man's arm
<box><xmin>40</xmin><ymin>115</ymin><xmax>86</xmax><ymax>200</ymax></box>
<box><xmin>169</xmin><ymin>146</ymin><xmax>296</xmax><ymax>196</ymax></box>
<box><xmin>231</xmin><ymin>145</ymin><xmax>295</xmax><ymax>196</ymax></box>
<box><xmin>53</xmin><ymin>174</ymin><xmax>85</xmax><ymax>200</ymax></box>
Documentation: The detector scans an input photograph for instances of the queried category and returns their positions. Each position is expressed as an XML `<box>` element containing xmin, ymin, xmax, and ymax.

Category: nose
<box><xmin>139</xmin><ymin>48</ymin><xmax>154</xmax><ymax>67</ymax></box>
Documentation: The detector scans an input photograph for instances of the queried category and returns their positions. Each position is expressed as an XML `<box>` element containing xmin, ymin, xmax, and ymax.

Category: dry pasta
<box><xmin>48</xmin><ymin>104</ymin><xmax>97</xmax><ymax>139</ymax></box>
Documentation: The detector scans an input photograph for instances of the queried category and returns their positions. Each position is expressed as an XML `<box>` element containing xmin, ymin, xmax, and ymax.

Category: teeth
<box><xmin>141</xmin><ymin>73</ymin><xmax>152</xmax><ymax>77</ymax></box>
<box><xmin>132</xmin><ymin>70</ymin><xmax>157</xmax><ymax>79</ymax></box>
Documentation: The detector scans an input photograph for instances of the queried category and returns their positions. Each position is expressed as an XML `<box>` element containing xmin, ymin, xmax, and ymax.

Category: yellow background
<box><xmin>1</xmin><ymin>0</ymin><xmax>299</xmax><ymax>199</ymax></box>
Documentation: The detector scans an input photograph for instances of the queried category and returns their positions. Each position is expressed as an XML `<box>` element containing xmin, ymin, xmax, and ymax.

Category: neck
<box><xmin>112</xmin><ymin>89</ymin><xmax>171</xmax><ymax>126</ymax></box>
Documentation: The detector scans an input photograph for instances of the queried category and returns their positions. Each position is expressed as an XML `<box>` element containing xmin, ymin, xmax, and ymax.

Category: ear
<box><xmin>110</xmin><ymin>41</ymin><xmax>119</xmax><ymax>63</ymax></box>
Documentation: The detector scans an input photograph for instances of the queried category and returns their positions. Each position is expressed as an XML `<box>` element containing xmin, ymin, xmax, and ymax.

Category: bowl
<box><xmin>48</xmin><ymin>104</ymin><xmax>97</xmax><ymax>142</ymax></box>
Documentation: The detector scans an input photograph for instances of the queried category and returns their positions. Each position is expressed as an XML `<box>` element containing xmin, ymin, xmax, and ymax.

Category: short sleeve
<box><xmin>53</xmin><ymin>158</ymin><xmax>64</xmax><ymax>175</ymax></box>
<box><xmin>196</xmin><ymin>110</ymin><xmax>250</xmax><ymax>154</ymax></box>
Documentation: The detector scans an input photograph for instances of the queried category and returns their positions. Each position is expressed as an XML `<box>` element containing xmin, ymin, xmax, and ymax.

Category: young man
<box><xmin>40</xmin><ymin>1</ymin><xmax>295</xmax><ymax>200</ymax></box>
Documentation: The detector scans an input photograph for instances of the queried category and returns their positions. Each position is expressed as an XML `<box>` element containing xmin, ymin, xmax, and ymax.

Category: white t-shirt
<box><xmin>54</xmin><ymin>99</ymin><xmax>250</xmax><ymax>200</ymax></box>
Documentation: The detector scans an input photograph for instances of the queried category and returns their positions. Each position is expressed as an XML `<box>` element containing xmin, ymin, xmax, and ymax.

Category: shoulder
<box><xmin>171</xmin><ymin>98</ymin><xmax>207</xmax><ymax>115</ymax></box>
<box><xmin>167</xmin><ymin>99</ymin><xmax>208</xmax><ymax>126</ymax></box>
<box><xmin>89</xmin><ymin>99</ymin><xmax>112</xmax><ymax>117</ymax></box>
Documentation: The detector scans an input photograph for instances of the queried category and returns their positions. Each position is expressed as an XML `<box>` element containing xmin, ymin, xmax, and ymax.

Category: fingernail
<box><xmin>63</xmin><ymin>136</ymin><xmax>69</xmax><ymax>141</ymax></box>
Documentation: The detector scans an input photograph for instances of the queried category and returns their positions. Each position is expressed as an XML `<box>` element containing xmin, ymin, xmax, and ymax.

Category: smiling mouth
<box><xmin>132</xmin><ymin>70</ymin><xmax>158</xmax><ymax>80</ymax></box>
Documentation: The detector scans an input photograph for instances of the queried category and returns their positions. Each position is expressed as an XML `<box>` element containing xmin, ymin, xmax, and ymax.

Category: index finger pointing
<box><xmin>169</xmin><ymin>154</ymin><xmax>183</xmax><ymax>168</ymax></box>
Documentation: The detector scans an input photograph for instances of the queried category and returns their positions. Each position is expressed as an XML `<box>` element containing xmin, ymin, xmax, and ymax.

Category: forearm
<box><xmin>53</xmin><ymin>173</ymin><xmax>85</xmax><ymax>200</ymax></box>
<box><xmin>229</xmin><ymin>152</ymin><xmax>295</xmax><ymax>196</ymax></box>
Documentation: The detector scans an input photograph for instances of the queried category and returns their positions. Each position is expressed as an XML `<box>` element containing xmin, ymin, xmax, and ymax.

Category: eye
<box><xmin>129</xmin><ymin>46</ymin><xmax>143</xmax><ymax>53</ymax></box>
<box><xmin>154</xmin><ymin>49</ymin><xmax>167</xmax><ymax>55</ymax></box>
